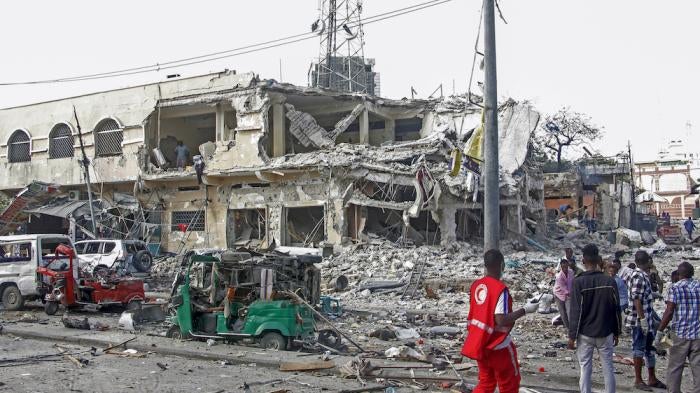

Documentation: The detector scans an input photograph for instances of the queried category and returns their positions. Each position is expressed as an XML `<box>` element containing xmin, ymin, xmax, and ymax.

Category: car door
<box><xmin>78</xmin><ymin>241</ymin><xmax>103</xmax><ymax>270</ymax></box>
<box><xmin>101</xmin><ymin>241</ymin><xmax>120</xmax><ymax>268</ymax></box>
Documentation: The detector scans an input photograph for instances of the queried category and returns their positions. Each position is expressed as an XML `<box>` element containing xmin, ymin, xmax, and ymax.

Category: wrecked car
<box><xmin>75</xmin><ymin>239</ymin><xmax>153</xmax><ymax>276</ymax></box>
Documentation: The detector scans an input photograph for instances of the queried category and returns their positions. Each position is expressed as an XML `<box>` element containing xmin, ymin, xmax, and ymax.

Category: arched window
<box><xmin>49</xmin><ymin>123</ymin><xmax>74</xmax><ymax>159</ymax></box>
<box><xmin>94</xmin><ymin>118</ymin><xmax>123</xmax><ymax>157</ymax></box>
<box><xmin>7</xmin><ymin>130</ymin><xmax>31</xmax><ymax>163</ymax></box>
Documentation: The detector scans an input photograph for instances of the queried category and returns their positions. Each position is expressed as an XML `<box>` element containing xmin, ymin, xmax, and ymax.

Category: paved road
<box><xmin>0</xmin><ymin>335</ymin><xmax>371</xmax><ymax>393</ymax></box>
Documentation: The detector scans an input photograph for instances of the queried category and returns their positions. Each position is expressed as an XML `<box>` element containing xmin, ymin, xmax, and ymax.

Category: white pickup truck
<box><xmin>0</xmin><ymin>234</ymin><xmax>74</xmax><ymax>310</ymax></box>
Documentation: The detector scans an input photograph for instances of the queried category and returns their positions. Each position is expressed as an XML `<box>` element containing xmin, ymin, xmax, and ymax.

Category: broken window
<box><xmin>158</xmin><ymin>111</ymin><xmax>216</xmax><ymax>167</ymax></box>
<box><xmin>227</xmin><ymin>209</ymin><xmax>267</xmax><ymax>247</ymax></box>
<box><xmin>456</xmin><ymin>209</ymin><xmax>481</xmax><ymax>241</ymax></box>
<box><xmin>7</xmin><ymin>130</ymin><xmax>31</xmax><ymax>163</ymax></box>
<box><xmin>355</xmin><ymin>179</ymin><xmax>416</xmax><ymax>203</ymax></box>
<box><xmin>283</xmin><ymin>206</ymin><xmax>325</xmax><ymax>246</ymax></box>
<box><xmin>94</xmin><ymin>118</ymin><xmax>123</xmax><ymax>157</ymax></box>
<box><xmin>347</xmin><ymin>205</ymin><xmax>404</xmax><ymax>242</ymax></box>
<box><xmin>408</xmin><ymin>211</ymin><xmax>441</xmax><ymax>245</ymax></box>
<box><xmin>171</xmin><ymin>211</ymin><xmax>206</xmax><ymax>232</ymax></box>
<box><xmin>395</xmin><ymin>117</ymin><xmax>422</xmax><ymax>142</ymax></box>
<box><xmin>48</xmin><ymin>123</ymin><xmax>74</xmax><ymax>159</ymax></box>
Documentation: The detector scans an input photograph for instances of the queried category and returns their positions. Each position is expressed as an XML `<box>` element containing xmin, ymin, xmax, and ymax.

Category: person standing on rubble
<box><xmin>461</xmin><ymin>249</ymin><xmax>539</xmax><ymax>393</ymax></box>
<box><xmin>568</xmin><ymin>244</ymin><xmax>620</xmax><ymax>393</ymax></box>
<box><xmin>174</xmin><ymin>140</ymin><xmax>190</xmax><ymax>170</ymax></box>
<box><xmin>582</xmin><ymin>206</ymin><xmax>595</xmax><ymax>234</ymax></box>
<box><xmin>656</xmin><ymin>261</ymin><xmax>700</xmax><ymax>393</ymax></box>
<box><xmin>622</xmin><ymin>250</ymin><xmax>666</xmax><ymax>391</ymax></box>
<box><xmin>554</xmin><ymin>259</ymin><xmax>574</xmax><ymax>330</ymax></box>
<box><xmin>684</xmin><ymin>217</ymin><xmax>696</xmax><ymax>240</ymax></box>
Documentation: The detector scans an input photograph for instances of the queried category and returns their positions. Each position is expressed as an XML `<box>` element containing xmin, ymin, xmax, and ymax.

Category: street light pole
<box><xmin>483</xmin><ymin>0</ymin><xmax>500</xmax><ymax>250</ymax></box>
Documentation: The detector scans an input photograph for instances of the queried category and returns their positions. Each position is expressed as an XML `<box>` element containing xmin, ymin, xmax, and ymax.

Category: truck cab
<box><xmin>0</xmin><ymin>234</ymin><xmax>74</xmax><ymax>310</ymax></box>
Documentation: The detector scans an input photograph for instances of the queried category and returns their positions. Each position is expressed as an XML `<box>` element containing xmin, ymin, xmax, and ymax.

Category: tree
<box><xmin>535</xmin><ymin>107</ymin><xmax>603</xmax><ymax>172</ymax></box>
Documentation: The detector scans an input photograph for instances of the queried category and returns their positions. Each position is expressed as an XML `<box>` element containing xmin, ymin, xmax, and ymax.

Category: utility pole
<box><xmin>73</xmin><ymin>106</ymin><xmax>97</xmax><ymax>236</ymax></box>
<box><xmin>483</xmin><ymin>0</ymin><xmax>500</xmax><ymax>250</ymax></box>
<box><xmin>628</xmin><ymin>140</ymin><xmax>637</xmax><ymax>228</ymax></box>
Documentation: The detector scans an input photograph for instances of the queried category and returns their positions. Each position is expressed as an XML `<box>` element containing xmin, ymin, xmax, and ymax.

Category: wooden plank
<box><xmin>278</xmin><ymin>360</ymin><xmax>335</xmax><ymax>372</ymax></box>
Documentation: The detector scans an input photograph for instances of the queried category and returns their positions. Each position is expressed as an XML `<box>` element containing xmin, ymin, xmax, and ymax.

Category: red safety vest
<box><xmin>461</xmin><ymin>276</ymin><xmax>512</xmax><ymax>360</ymax></box>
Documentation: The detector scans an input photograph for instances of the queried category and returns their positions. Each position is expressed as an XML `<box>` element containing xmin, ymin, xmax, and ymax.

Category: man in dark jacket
<box><xmin>568</xmin><ymin>244</ymin><xmax>621</xmax><ymax>393</ymax></box>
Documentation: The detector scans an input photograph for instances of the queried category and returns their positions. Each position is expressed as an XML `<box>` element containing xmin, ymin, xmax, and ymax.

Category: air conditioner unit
<box><xmin>67</xmin><ymin>190</ymin><xmax>80</xmax><ymax>201</ymax></box>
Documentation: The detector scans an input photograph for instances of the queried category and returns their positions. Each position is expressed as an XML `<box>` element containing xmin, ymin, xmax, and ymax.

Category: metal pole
<box><xmin>628</xmin><ymin>140</ymin><xmax>637</xmax><ymax>228</ymax></box>
<box><xmin>73</xmin><ymin>106</ymin><xmax>97</xmax><ymax>236</ymax></box>
<box><xmin>483</xmin><ymin>0</ymin><xmax>500</xmax><ymax>250</ymax></box>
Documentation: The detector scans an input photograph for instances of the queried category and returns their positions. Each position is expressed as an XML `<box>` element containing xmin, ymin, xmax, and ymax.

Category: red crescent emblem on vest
<box><xmin>475</xmin><ymin>283</ymin><xmax>488</xmax><ymax>305</ymax></box>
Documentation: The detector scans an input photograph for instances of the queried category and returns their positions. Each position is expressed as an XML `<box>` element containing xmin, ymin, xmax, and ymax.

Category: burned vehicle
<box><xmin>165</xmin><ymin>250</ymin><xmax>321</xmax><ymax>350</ymax></box>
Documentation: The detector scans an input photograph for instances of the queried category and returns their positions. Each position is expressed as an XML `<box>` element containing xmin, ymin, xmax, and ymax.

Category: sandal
<box><xmin>635</xmin><ymin>383</ymin><xmax>653</xmax><ymax>391</ymax></box>
<box><xmin>648</xmin><ymin>381</ymin><xmax>667</xmax><ymax>389</ymax></box>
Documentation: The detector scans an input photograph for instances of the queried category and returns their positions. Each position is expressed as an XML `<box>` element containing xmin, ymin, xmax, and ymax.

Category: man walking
<box><xmin>657</xmin><ymin>261</ymin><xmax>700</xmax><ymax>393</ymax></box>
<box><xmin>625</xmin><ymin>251</ymin><xmax>666</xmax><ymax>391</ymax></box>
<box><xmin>461</xmin><ymin>249</ymin><xmax>539</xmax><ymax>393</ymax></box>
<box><xmin>684</xmin><ymin>217</ymin><xmax>696</xmax><ymax>240</ymax></box>
<box><xmin>568</xmin><ymin>244</ymin><xmax>620</xmax><ymax>393</ymax></box>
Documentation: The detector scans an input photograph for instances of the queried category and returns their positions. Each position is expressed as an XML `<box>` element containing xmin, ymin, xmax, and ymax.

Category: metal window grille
<box><xmin>7</xmin><ymin>130</ymin><xmax>30</xmax><ymax>163</ymax></box>
<box><xmin>49</xmin><ymin>123</ymin><xmax>74</xmax><ymax>159</ymax></box>
<box><xmin>94</xmin><ymin>119</ymin><xmax>123</xmax><ymax>157</ymax></box>
<box><xmin>171</xmin><ymin>211</ymin><xmax>205</xmax><ymax>232</ymax></box>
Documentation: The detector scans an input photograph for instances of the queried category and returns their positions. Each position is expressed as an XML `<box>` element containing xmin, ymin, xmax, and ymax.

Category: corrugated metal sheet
<box><xmin>25</xmin><ymin>200</ymin><xmax>87</xmax><ymax>218</ymax></box>
<box><xmin>0</xmin><ymin>181</ymin><xmax>61</xmax><ymax>235</ymax></box>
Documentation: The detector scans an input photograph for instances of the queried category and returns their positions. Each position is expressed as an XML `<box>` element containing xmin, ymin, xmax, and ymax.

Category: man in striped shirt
<box><xmin>622</xmin><ymin>251</ymin><xmax>666</xmax><ymax>391</ymax></box>
<box><xmin>658</xmin><ymin>261</ymin><xmax>700</xmax><ymax>393</ymax></box>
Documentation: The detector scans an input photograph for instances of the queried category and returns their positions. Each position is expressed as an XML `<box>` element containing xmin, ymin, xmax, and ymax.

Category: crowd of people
<box><xmin>461</xmin><ymin>246</ymin><xmax>699</xmax><ymax>393</ymax></box>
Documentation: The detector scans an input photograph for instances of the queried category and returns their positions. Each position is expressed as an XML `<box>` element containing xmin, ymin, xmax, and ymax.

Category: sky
<box><xmin>1</xmin><ymin>0</ymin><xmax>699</xmax><ymax>161</ymax></box>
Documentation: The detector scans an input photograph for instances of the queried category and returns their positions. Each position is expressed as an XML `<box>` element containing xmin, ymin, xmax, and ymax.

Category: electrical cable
<box><xmin>466</xmin><ymin>1</ymin><xmax>484</xmax><ymax>106</ymax></box>
<box><xmin>0</xmin><ymin>0</ymin><xmax>453</xmax><ymax>86</ymax></box>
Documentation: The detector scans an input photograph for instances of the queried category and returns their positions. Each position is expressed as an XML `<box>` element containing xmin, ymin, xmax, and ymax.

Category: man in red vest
<box><xmin>461</xmin><ymin>249</ymin><xmax>539</xmax><ymax>393</ymax></box>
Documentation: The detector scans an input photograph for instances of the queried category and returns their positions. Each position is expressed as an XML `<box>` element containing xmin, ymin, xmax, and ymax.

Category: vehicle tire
<box><xmin>259</xmin><ymin>332</ymin><xmax>287</xmax><ymax>351</ymax></box>
<box><xmin>45</xmin><ymin>301</ymin><xmax>59</xmax><ymax>315</ymax></box>
<box><xmin>1</xmin><ymin>286</ymin><xmax>24</xmax><ymax>311</ymax></box>
<box><xmin>93</xmin><ymin>265</ymin><xmax>110</xmax><ymax>278</ymax></box>
<box><xmin>166</xmin><ymin>325</ymin><xmax>189</xmax><ymax>340</ymax></box>
<box><xmin>317</xmin><ymin>329</ymin><xmax>343</xmax><ymax>349</ymax></box>
<box><xmin>126</xmin><ymin>299</ymin><xmax>142</xmax><ymax>311</ymax></box>
<box><xmin>133</xmin><ymin>251</ymin><xmax>153</xmax><ymax>273</ymax></box>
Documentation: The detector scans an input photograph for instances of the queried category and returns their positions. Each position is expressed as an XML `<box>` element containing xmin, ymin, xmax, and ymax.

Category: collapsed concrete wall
<box><xmin>0</xmin><ymin>73</ymin><xmax>546</xmax><ymax>252</ymax></box>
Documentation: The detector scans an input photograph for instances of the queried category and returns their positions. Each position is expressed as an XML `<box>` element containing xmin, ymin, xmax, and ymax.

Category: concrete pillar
<box><xmin>681</xmin><ymin>195</ymin><xmax>686</xmax><ymax>218</ymax></box>
<box><xmin>359</xmin><ymin>109</ymin><xmax>369</xmax><ymax>145</ymax></box>
<box><xmin>272</xmin><ymin>103</ymin><xmax>286</xmax><ymax>157</ymax></box>
<box><xmin>439</xmin><ymin>206</ymin><xmax>457</xmax><ymax>246</ymax></box>
<box><xmin>268</xmin><ymin>204</ymin><xmax>284</xmax><ymax>246</ymax></box>
<box><xmin>215</xmin><ymin>104</ymin><xmax>226</xmax><ymax>142</ymax></box>
<box><xmin>325</xmin><ymin>199</ymin><xmax>344</xmax><ymax>245</ymax></box>
<box><xmin>385</xmin><ymin>118</ymin><xmax>396</xmax><ymax>143</ymax></box>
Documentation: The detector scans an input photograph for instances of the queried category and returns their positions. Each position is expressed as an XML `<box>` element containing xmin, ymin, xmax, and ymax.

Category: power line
<box><xmin>0</xmin><ymin>0</ymin><xmax>452</xmax><ymax>86</ymax></box>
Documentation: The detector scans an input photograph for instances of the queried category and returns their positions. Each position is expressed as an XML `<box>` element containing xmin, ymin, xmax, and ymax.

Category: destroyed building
<box><xmin>544</xmin><ymin>155</ymin><xmax>636</xmax><ymax>230</ymax></box>
<box><xmin>0</xmin><ymin>70</ymin><xmax>544</xmax><ymax>252</ymax></box>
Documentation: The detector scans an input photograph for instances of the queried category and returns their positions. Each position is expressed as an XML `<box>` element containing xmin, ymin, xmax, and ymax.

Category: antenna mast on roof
<box><xmin>310</xmin><ymin>0</ymin><xmax>378</xmax><ymax>95</ymax></box>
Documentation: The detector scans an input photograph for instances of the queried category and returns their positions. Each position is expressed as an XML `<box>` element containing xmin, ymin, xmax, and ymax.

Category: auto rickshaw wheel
<box><xmin>126</xmin><ymin>299</ymin><xmax>142</xmax><ymax>311</ymax></box>
<box><xmin>44</xmin><ymin>301</ymin><xmax>59</xmax><ymax>316</ymax></box>
<box><xmin>166</xmin><ymin>325</ymin><xmax>190</xmax><ymax>340</ymax></box>
<box><xmin>259</xmin><ymin>331</ymin><xmax>287</xmax><ymax>351</ymax></box>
